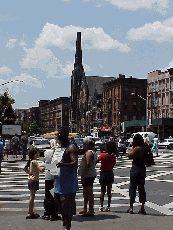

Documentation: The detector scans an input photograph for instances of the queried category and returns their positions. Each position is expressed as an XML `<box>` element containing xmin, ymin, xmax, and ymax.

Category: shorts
<box><xmin>55</xmin><ymin>193</ymin><xmax>76</xmax><ymax>217</ymax></box>
<box><xmin>82</xmin><ymin>177</ymin><xmax>95</xmax><ymax>187</ymax></box>
<box><xmin>99</xmin><ymin>170</ymin><xmax>114</xmax><ymax>185</ymax></box>
<box><xmin>28</xmin><ymin>179</ymin><xmax>39</xmax><ymax>190</ymax></box>
<box><xmin>12</xmin><ymin>145</ymin><xmax>19</xmax><ymax>152</ymax></box>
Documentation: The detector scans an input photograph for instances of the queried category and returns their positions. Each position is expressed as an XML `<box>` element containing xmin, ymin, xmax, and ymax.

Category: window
<box><xmin>124</xmin><ymin>115</ymin><xmax>127</xmax><ymax>121</ymax></box>
<box><xmin>152</xmin><ymin>81</ymin><xmax>158</xmax><ymax>91</ymax></box>
<box><xmin>133</xmin><ymin>101</ymin><xmax>137</xmax><ymax>109</ymax></box>
<box><xmin>133</xmin><ymin>87</ymin><xmax>137</xmax><ymax>93</ymax></box>
<box><xmin>133</xmin><ymin>116</ymin><xmax>136</xmax><ymax>120</ymax></box>
<box><xmin>125</xmin><ymin>88</ymin><xmax>129</xmax><ymax>96</ymax></box>
<box><xmin>171</xmin><ymin>93</ymin><xmax>173</xmax><ymax>104</ymax></box>
<box><xmin>124</xmin><ymin>101</ymin><xmax>128</xmax><ymax>108</ymax></box>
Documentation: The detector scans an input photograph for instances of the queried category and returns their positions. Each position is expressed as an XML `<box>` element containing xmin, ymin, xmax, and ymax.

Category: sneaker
<box><xmin>79</xmin><ymin>210</ymin><xmax>86</xmax><ymax>215</ymax></box>
<box><xmin>99</xmin><ymin>207</ymin><xmax>103</xmax><ymax>212</ymax></box>
<box><xmin>106</xmin><ymin>206</ymin><xmax>110</xmax><ymax>212</ymax></box>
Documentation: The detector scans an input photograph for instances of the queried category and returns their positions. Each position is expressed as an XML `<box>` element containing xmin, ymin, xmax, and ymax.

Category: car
<box><xmin>94</xmin><ymin>138</ymin><xmax>103</xmax><ymax>151</ymax></box>
<box><xmin>74</xmin><ymin>138</ymin><xmax>85</xmax><ymax>155</ymax></box>
<box><xmin>32</xmin><ymin>138</ymin><xmax>50</xmax><ymax>157</ymax></box>
<box><xmin>159</xmin><ymin>139</ymin><xmax>173</xmax><ymax>149</ymax></box>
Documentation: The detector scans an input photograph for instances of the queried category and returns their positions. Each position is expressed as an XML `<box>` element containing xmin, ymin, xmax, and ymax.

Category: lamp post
<box><xmin>131</xmin><ymin>93</ymin><xmax>147</xmax><ymax>132</ymax></box>
<box><xmin>0</xmin><ymin>80</ymin><xmax>24</xmax><ymax>87</ymax></box>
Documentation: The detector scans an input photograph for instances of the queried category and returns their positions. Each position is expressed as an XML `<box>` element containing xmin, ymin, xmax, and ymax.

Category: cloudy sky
<box><xmin>0</xmin><ymin>0</ymin><xmax>173</xmax><ymax>109</ymax></box>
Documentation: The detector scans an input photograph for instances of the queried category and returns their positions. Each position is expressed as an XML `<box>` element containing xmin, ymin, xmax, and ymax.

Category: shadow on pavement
<box><xmin>73</xmin><ymin>213</ymin><xmax>120</xmax><ymax>222</ymax></box>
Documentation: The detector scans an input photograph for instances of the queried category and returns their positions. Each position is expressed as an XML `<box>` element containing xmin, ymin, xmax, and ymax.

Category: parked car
<box><xmin>32</xmin><ymin>138</ymin><xmax>50</xmax><ymax>157</ymax></box>
<box><xmin>94</xmin><ymin>137</ymin><xmax>103</xmax><ymax>151</ymax></box>
<box><xmin>159</xmin><ymin>139</ymin><xmax>173</xmax><ymax>149</ymax></box>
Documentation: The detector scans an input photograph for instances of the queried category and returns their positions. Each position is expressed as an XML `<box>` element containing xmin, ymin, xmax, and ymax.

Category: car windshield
<box><xmin>94</xmin><ymin>138</ymin><xmax>100</xmax><ymax>142</ymax></box>
<box><xmin>75</xmin><ymin>138</ymin><xmax>83</xmax><ymax>145</ymax></box>
<box><xmin>34</xmin><ymin>139</ymin><xmax>49</xmax><ymax>145</ymax></box>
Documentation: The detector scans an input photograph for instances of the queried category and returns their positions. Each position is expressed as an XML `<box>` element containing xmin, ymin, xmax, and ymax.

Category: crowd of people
<box><xmin>2</xmin><ymin>131</ymin><xmax>28</xmax><ymax>160</ymax></box>
<box><xmin>20</xmin><ymin>126</ymin><xmax>155</xmax><ymax>230</ymax></box>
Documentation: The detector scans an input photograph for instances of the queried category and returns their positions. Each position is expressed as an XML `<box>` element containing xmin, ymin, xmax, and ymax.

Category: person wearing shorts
<box><xmin>96</xmin><ymin>141</ymin><xmax>117</xmax><ymax>212</ymax></box>
<box><xmin>24</xmin><ymin>148</ymin><xmax>45</xmax><ymax>219</ymax></box>
<box><xmin>78</xmin><ymin>136</ymin><xmax>97</xmax><ymax>217</ymax></box>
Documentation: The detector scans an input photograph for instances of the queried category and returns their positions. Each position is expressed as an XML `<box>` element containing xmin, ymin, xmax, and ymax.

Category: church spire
<box><xmin>74</xmin><ymin>32</ymin><xmax>83</xmax><ymax>70</ymax></box>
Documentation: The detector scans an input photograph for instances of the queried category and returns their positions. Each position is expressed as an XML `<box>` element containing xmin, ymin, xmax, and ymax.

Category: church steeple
<box><xmin>75</xmin><ymin>32</ymin><xmax>82</xmax><ymax>68</ymax></box>
<box><xmin>70</xmin><ymin>32</ymin><xmax>85</xmax><ymax>132</ymax></box>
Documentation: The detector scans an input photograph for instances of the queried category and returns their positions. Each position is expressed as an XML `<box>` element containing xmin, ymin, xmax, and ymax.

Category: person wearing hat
<box><xmin>78</xmin><ymin>136</ymin><xmax>97</xmax><ymax>217</ymax></box>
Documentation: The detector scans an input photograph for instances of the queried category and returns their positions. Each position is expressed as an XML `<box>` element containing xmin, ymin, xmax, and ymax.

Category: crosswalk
<box><xmin>0</xmin><ymin>150</ymin><xmax>173</xmax><ymax>216</ymax></box>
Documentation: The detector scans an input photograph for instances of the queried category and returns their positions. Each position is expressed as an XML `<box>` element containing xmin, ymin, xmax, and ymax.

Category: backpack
<box><xmin>144</xmin><ymin>142</ymin><xmax>155</xmax><ymax>167</ymax></box>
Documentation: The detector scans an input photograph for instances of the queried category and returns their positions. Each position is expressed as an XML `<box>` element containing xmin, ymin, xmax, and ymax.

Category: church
<box><xmin>70</xmin><ymin>32</ymin><xmax>114</xmax><ymax>135</ymax></box>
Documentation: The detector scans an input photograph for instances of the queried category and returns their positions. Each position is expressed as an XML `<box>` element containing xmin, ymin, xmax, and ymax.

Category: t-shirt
<box><xmin>98</xmin><ymin>153</ymin><xmax>116</xmax><ymax>171</ymax></box>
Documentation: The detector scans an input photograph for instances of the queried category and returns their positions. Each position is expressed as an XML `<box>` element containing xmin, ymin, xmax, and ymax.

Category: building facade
<box><xmin>103</xmin><ymin>75</ymin><xmax>147</xmax><ymax>134</ymax></box>
<box><xmin>39</xmin><ymin>97</ymin><xmax>70</xmax><ymax>130</ymax></box>
<box><xmin>147</xmin><ymin>69</ymin><xmax>173</xmax><ymax>138</ymax></box>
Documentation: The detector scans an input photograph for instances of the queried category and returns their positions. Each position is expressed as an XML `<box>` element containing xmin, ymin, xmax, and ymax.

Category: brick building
<box><xmin>103</xmin><ymin>74</ymin><xmax>147</xmax><ymax>134</ymax></box>
<box><xmin>147</xmin><ymin>68</ymin><xmax>173</xmax><ymax>138</ymax></box>
<box><xmin>39</xmin><ymin>97</ymin><xmax>70</xmax><ymax>130</ymax></box>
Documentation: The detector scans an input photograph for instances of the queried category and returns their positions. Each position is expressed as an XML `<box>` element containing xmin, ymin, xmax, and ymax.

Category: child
<box><xmin>96</xmin><ymin>141</ymin><xmax>117</xmax><ymax>212</ymax></box>
<box><xmin>23</xmin><ymin>148</ymin><xmax>45</xmax><ymax>219</ymax></box>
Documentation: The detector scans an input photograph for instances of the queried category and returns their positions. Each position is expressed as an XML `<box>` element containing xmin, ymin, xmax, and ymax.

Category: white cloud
<box><xmin>35</xmin><ymin>23</ymin><xmax>130</xmax><ymax>52</ymax></box>
<box><xmin>14</xmin><ymin>74</ymin><xmax>42</xmax><ymax>88</ymax></box>
<box><xmin>6</xmin><ymin>39</ymin><xmax>17</xmax><ymax>49</ymax></box>
<box><xmin>20</xmin><ymin>23</ymin><xmax>129</xmax><ymax>79</ymax></box>
<box><xmin>0</xmin><ymin>66</ymin><xmax>13</xmax><ymax>76</ymax></box>
<box><xmin>105</xmin><ymin>0</ymin><xmax>169</xmax><ymax>13</ymax></box>
<box><xmin>127</xmin><ymin>16</ymin><xmax>173</xmax><ymax>42</ymax></box>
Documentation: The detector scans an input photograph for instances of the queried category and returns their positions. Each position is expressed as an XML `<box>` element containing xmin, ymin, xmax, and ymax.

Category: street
<box><xmin>0</xmin><ymin>148</ymin><xmax>173</xmax><ymax>229</ymax></box>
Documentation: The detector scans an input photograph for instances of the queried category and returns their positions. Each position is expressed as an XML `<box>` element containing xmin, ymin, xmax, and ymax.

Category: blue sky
<box><xmin>0</xmin><ymin>0</ymin><xmax>173</xmax><ymax>109</ymax></box>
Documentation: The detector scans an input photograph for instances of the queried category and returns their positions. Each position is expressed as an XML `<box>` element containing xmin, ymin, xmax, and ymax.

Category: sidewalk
<box><xmin>0</xmin><ymin>210</ymin><xmax>172</xmax><ymax>230</ymax></box>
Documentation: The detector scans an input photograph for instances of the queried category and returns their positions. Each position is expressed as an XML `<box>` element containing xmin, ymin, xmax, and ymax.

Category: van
<box><xmin>127</xmin><ymin>132</ymin><xmax>156</xmax><ymax>147</ymax></box>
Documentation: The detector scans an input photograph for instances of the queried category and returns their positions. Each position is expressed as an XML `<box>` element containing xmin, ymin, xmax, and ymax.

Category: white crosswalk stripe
<box><xmin>0</xmin><ymin>150</ymin><xmax>173</xmax><ymax>215</ymax></box>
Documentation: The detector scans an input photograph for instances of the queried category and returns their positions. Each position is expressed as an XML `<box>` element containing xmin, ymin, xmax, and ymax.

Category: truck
<box><xmin>127</xmin><ymin>132</ymin><xmax>157</xmax><ymax>147</ymax></box>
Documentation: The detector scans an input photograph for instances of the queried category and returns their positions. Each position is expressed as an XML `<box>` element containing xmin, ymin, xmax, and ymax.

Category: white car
<box><xmin>159</xmin><ymin>139</ymin><xmax>173</xmax><ymax>149</ymax></box>
<box><xmin>32</xmin><ymin>139</ymin><xmax>50</xmax><ymax>156</ymax></box>
<box><xmin>94</xmin><ymin>138</ymin><xmax>103</xmax><ymax>150</ymax></box>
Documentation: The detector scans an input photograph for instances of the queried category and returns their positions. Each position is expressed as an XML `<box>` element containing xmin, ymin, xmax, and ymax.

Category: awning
<box><xmin>101</xmin><ymin>126</ymin><xmax>111</xmax><ymax>132</ymax></box>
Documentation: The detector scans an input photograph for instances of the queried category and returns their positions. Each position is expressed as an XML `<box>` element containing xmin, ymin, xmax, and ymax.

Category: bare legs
<box><xmin>28</xmin><ymin>189</ymin><xmax>36</xmax><ymax>215</ymax></box>
<box><xmin>100</xmin><ymin>183</ymin><xmax>112</xmax><ymax>209</ymax></box>
<box><xmin>83</xmin><ymin>186</ymin><xmax>94</xmax><ymax>213</ymax></box>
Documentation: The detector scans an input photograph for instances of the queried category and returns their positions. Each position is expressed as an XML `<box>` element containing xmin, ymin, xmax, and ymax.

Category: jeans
<box><xmin>129</xmin><ymin>166</ymin><xmax>146</xmax><ymax>204</ymax></box>
<box><xmin>44</xmin><ymin>180</ymin><xmax>56</xmax><ymax>215</ymax></box>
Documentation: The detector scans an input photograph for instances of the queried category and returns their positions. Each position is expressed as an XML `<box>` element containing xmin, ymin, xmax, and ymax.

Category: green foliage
<box><xmin>0</xmin><ymin>89</ymin><xmax>17</xmax><ymax>125</ymax></box>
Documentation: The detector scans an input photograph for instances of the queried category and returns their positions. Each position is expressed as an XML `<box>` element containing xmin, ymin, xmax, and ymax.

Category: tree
<box><xmin>0</xmin><ymin>89</ymin><xmax>17</xmax><ymax>125</ymax></box>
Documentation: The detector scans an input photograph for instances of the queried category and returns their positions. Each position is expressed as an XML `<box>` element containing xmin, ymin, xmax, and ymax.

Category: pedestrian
<box><xmin>78</xmin><ymin>136</ymin><xmax>97</xmax><ymax>217</ymax></box>
<box><xmin>96</xmin><ymin>141</ymin><xmax>116</xmax><ymax>212</ymax></box>
<box><xmin>4</xmin><ymin>135</ymin><xmax>10</xmax><ymax>160</ymax></box>
<box><xmin>21</xmin><ymin>131</ymin><xmax>28</xmax><ymax>160</ymax></box>
<box><xmin>53</xmin><ymin>126</ymin><xmax>78</xmax><ymax>230</ymax></box>
<box><xmin>11</xmin><ymin>133</ymin><xmax>20</xmax><ymax>158</ymax></box>
<box><xmin>23</xmin><ymin>148</ymin><xmax>45</xmax><ymax>219</ymax></box>
<box><xmin>0</xmin><ymin>138</ymin><xmax>4</xmax><ymax>173</ymax></box>
<box><xmin>127</xmin><ymin>133</ymin><xmax>146</xmax><ymax>215</ymax></box>
<box><xmin>42</xmin><ymin>149</ymin><xmax>61</xmax><ymax>221</ymax></box>
<box><xmin>152</xmin><ymin>139</ymin><xmax>159</xmax><ymax>157</ymax></box>
<box><xmin>144</xmin><ymin>134</ymin><xmax>149</xmax><ymax>145</ymax></box>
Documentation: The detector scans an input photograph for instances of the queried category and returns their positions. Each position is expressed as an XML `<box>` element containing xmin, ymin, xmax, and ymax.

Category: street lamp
<box><xmin>131</xmin><ymin>93</ymin><xmax>147</xmax><ymax>131</ymax></box>
<box><xmin>0</xmin><ymin>80</ymin><xmax>24</xmax><ymax>87</ymax></box>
